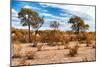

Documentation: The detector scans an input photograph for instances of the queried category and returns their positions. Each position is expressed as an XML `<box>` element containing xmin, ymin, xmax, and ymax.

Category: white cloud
<box><xmin>12</xmin><ymin>9</ymin><xmax>18</xmax><ymax>17</ymax></box>
<box><xmin>23</xmin><ymin>5</ymin><xmax>49</xmax><ymax>13</ymax></box>
<box><xmin>40</xmin><ymin>13</ymin><xmax>52</xmax><ymax>16</ymax></box>
<box><xmin>11</xmin><ymin>9</ymin><xmax>19</xmax><ymax>21</ymax></box>
<box><xmin>23</xmin><ymin>5</ymin><xmax>40</xmax><ymax>10</ymax></box>
<box><xmin>64</xmin><ymin>5</ymin><xmax>95</xmax><ymax>20</ymax></box>
<box><xmin>12</xmin><ymin>9</ymin><xmax>17</xmax><ymax>14</ymax></box>
<box><xmin>40</xmin><ymin>2</ymin><xmax>95</xmax><ymax>18</ymax></box>
<box><xmin>42</xmin><ymin>9</ymin><xmax>48</xmax><ymax>12</ymax></box>
<box><xmin>39</xmin><ymin>3</ymin><xmax>59</xmax><ymax>8</ymax></box>
<box><xmin>11</xmin><ymin>9</ymin><xmax>21</xmax><ymax>28</ymax></box>
<box><xmin>41</xmin><ymin>12</ymin><xmax>69</xmax><ymax>21</ymax></box>
<box><xmin>23</xmin><ymin>5</ymin><xmax>33</xmax><ymax>9</ymax></box>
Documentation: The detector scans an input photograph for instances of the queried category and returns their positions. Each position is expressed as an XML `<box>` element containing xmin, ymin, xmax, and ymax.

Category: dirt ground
<box><xmin>11</xmin><ymin>41</ymin><xmax>96</xmax><ymax>66</ymax></box>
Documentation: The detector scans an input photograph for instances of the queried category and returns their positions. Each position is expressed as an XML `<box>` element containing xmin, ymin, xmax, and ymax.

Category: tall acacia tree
<box><xmin>68</xmin><ymin>16</ymin><xmax>89</xmax><ymax>44</ymax></box>
<box><xmin>18</xmin><ymin>8</ymin><xmax>39</xmax><ymax>43</ymax></box>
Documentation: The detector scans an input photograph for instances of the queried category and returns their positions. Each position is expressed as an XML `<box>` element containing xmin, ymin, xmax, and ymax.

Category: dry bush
<box><xmin>84</xmin><ymin>32</ymin><xmax>95</xmax><ymax>47</ymax></box>
<box><xmin>25</xmin><ymin>51</ymin><xmax>36</xmax><ymax>59</ymax></box>
<box><xmin>82</xmin><ymin>57</ymin><xmax>88</xmax><ymax>62</ymax></box>
<box><xmin>11</xmin><ymin>28</ymin><xmax>34</xmax><ymax>43</ymax></box>
<box><xmin>37</xmin><ymin>45</ymin><xmax>43</xmax><ymax>51</ymax></box>
<box><xmin>20</xmin><ymin>59</ymin><xmax>26</xmax><ymax>65</ymax></box>
<box><xmin>92</xmin><ymin>44</ymin><xmax>96</xmax><ymax>48</ymax></box>
<box><xmin>62</xmin><ymin>42</ymin><xmax>66</xmax><ymax>45</ymax></box>
<box><xmin>86</xmin><ymin>39</ymin><xmax>92</xmax><ymax>47</ymax></box>
<box><xmin>12</xmin><ymin>28</ymin><xmax>96</xmax><ymax>45</ymax></box>
<box><xmin>12</xmin><ymin>44</ymin><xmax>22</xmax><ymax>58</ymax></box>
<box><xmin>78</xmin><ymin>32</ymin><xmax>95</xmax><ymax>45</ymax></box>
<box><xmin>64</xmin><ymin>44</ymin><xmax>69</xmax><ymax>49</ymax></box>
<box><xmin>68</xmin><ymin>45</ymin><xmax>79</xmax><ymax>57</ymax></box>
<box><xmin>70</xmin><ymin>35</ymin><xmax>78</xmax><ymax>41</ymax></box>
<box><xmin>47</xmin><ymin>42</ymin><xmax>57</xmax><ymax>46</ymax></box>
<box><xmin>20</xmin><ymin>59</ymin><xmax>32</xmax><ymax>66</ymax></box>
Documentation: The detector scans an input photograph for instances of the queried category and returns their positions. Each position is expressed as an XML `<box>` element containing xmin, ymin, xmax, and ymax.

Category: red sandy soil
<box><xmin>11</xmin><ymin>41</ymin><xmax>96</xmax><ymax>66</ymax></box>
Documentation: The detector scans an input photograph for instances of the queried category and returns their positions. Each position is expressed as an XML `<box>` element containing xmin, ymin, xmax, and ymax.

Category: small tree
<box><xmin>50</xmin><ymin>21</ymin><xmax>60</xmax><ymax>30</ymax></box>
<box><xmin>68</xmin><ymin>16</ymin><xmax>89</xmax><ymax>42</ymax></box>
<box><xmin>50</xmin><ymin>21</ymin><xmax>60</xmax><ymax>44</ymax></box>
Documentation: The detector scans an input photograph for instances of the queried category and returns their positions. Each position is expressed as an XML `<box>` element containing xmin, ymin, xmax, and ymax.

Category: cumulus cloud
<box><xmin>12</xmin><ymin>9</ymin><xmax>18</xmax><ymax>17</ymax></box>
<box><xmin>23</xmin><ymin>5</ymin><xmax>40</xmax><ymax>11</ymax></box>
<box><xmin>39</xmin><ymin>2</ymin><xmax>95</xmax><ymax>19</ymax></box>
<box><xmin>23</xmin><ymin>5</ymin><xmax>33</xmax><ymax>9</ymax></box>
<box><xmin>11</xmin><ymin>9</ymin><xmax>22</xmax><ymax>28</ymax></box>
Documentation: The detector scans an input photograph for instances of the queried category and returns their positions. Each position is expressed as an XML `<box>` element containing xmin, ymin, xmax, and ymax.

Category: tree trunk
<box><xmin>28</xmin><ymin>24</ymin><xmax>31</xmax><ymax>43</ymax></box>
<box><xmin>76</xmin><ymin>28</ymin><xmax>79</xmax><ymax>46</ymax></box>
<box><xmin>33</xmin><ymin>30</ymin><xmax>38</xmax><ymax>47</ymax></box>
<box><xmin>86</xmin><ymin>41</ymin><xmax>89</xmax><ymax>47</ymax></box>
<box><xmin>54</xmin><ymin>29</ymin><xmax>57</xmax><ymax>45</ymax></box>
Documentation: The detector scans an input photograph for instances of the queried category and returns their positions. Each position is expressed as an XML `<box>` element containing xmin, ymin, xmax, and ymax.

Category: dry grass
<box><xmin>12</xmin><ymin>44</ymin><xmax>22</xmax><ymax>58</ymax></box>
<box><xmin>12</xmin><ymin>44</ymin><xmax>36</xmax><ymax>60</ymax></box>
<box><xmin>25</xmin><ymin>51</ymin><xmax>36</xmax><ymax>59</ymax></box>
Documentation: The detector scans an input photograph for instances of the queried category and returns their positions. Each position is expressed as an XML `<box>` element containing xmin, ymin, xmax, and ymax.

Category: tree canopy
<box><xmin>18</xmin><ymin>8</ymin><xmax>39</xmax><ymax>26</ymax></box>
<box><xmin>50</xmin><ymin>21</ymin><xmax>60</xmax><ymax>30</ymax></box>
<box><xmin>68</xmin><ymin>16</ymin><xmax>89</xmax><ymax>32</ymax></box>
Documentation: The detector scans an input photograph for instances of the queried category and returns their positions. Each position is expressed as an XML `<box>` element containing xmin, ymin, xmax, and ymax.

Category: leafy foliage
<box><xmin>18</xmin><ymin>8</ymin><xmax>44</xmax><ymax>46</ymax></box>
<box><xmin>68</xmin><ymin>16</ymin><xmax>89</xmax><ymax>33</ymax></box>
<box><xmin>50</xmin><ymin>21</ymin><xmax>60</xmax><ymax>30</ymax></box>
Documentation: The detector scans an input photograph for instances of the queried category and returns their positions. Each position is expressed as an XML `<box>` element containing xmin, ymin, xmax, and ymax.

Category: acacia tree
<box><xmin>50</xmin><ymin>21</ymin><xmax>60</xmax><ymax>43</ymax></box>
<box><xmin>68</xmin><ymin>16</ymin><xmax>89</xmax><ymax>44</ymax></box>
<box><xmin>50</xmin><ymin>21</ymin><xmax>60</xmax><ymax>30</ymax></box>
<box><xmin>31</xmin><ymin>16</ymin><xmax>44</xmax><ymax>47</ymax></box>
<box><xmin>18</xmin><ymin>8</ymin><xmax>39</xmax><ymax>43</ymax></box>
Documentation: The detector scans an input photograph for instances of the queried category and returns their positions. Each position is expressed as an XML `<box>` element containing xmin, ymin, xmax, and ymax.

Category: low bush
<box><xmin>82</xmin><ymin>57</ymin><xmax>88</xmax><ymax>62</ymax></box>
<box><xmin>68</xmin><ymin>45</ymin><xmax>79</xmax><ymax>57</ymax></box>
<box><xmin>64</xmin><ymin>45</ymin><xmax>69</xmax><ymax>49</ymax></box>
<box><xmin>12</xmin><ymin>44</ymin><xmax>22</xmax><ymax>58</ymax></box>
<box><xmin>37</xmin><ymin>45</ymin><xmax>43</xmax><ymax>51</ymax></box>
<box><xmin>92</xmin><ymin>45</ymin><xmax>96</xmax><ymax>48</ymax></box>
<box><xmin>25</xmin><ymin>51</ymin><xmax>36</xmax><ymax>59</ymax></box>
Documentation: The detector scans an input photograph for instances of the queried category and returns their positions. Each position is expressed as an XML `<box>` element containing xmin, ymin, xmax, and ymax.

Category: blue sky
<box><xmin>11</xmin><ymin>0</ymin><xmax>95</xmax><ymax>31</ymax></box>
